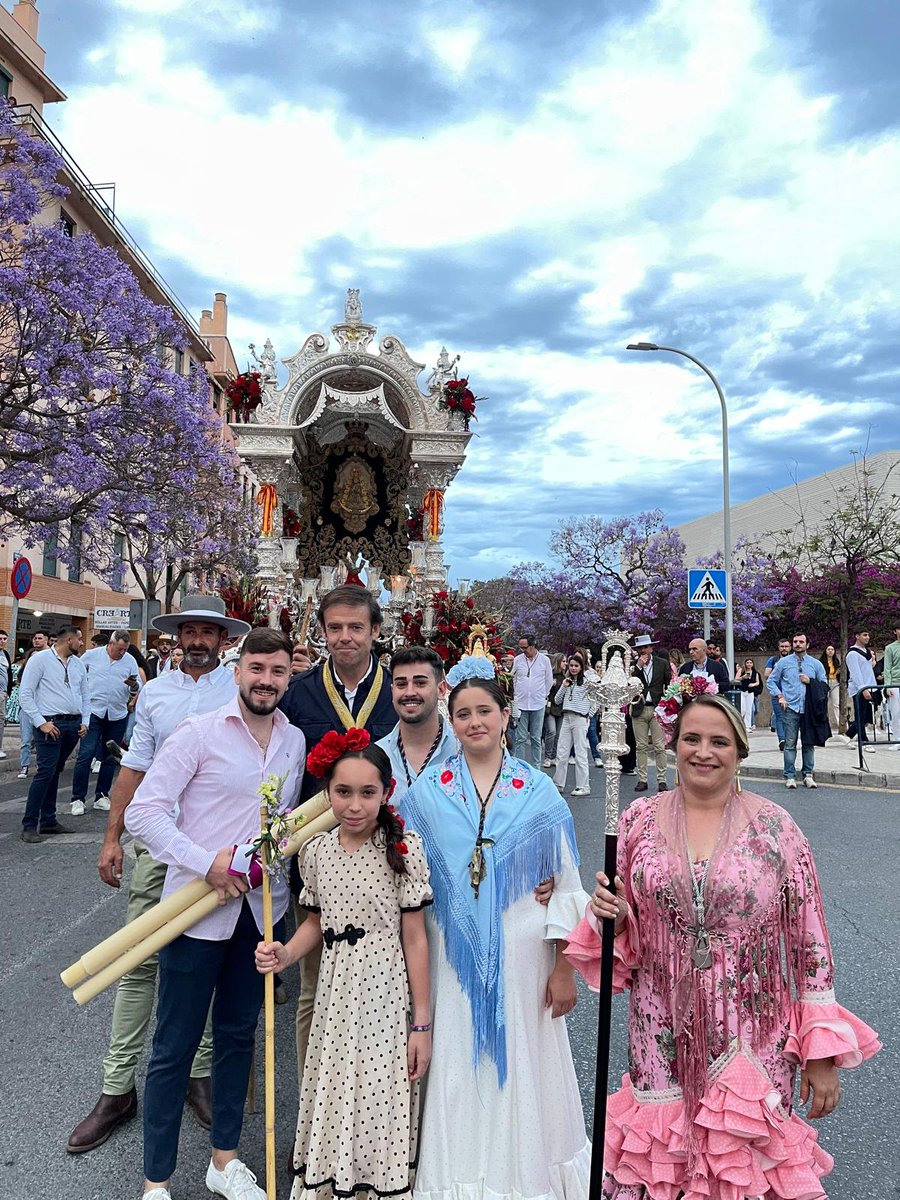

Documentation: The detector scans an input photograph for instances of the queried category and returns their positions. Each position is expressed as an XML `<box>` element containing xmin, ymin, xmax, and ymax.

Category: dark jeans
<box><xmin>71</xmin><ymin>712</ymin><xmax>128</xmax><ymax>801</ymax></box>
<box><xmin>587</xmin><ymin>714</ymin><xmax>600</xmax><ymax>760</ymax></box>
<box><xmin>22</xmin><ymin>717</ymin><xmax>81</xmax><ymax>831</ymax></box>
<box><xmin>143</xmin><ymin>901</ymin><xmax>285</xmax><ymax>1182</ymax></box>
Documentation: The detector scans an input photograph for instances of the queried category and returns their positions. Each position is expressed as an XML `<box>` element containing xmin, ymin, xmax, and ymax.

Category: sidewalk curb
<box><xmin>741</xmin><ymin>764</ymin><xmax>898</xmax><ymax>791</ymax></box>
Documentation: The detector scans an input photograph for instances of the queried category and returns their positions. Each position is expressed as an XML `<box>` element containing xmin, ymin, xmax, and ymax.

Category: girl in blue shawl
<box><xmin>399</xmin><ymin>666</ymin><xmax>591</xmax><ymax>1200</ymax></box>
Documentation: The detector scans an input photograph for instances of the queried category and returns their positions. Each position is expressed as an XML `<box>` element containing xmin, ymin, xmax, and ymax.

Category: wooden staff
<box><xmin>589</xmin><ymin>633</ymin><xmax>642</xmax><ymax>1200</ymax></box>
<box><xmin>259</xmin><ymin>798</ymin><xmax>277</xmax><ymax>1200</ymax></box>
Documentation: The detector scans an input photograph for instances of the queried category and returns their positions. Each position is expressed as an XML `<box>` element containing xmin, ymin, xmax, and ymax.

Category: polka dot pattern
<box><xmin>292</xmin><ymin>829</ymin><xmax>433</xmax><ymax>1200</ymax></box>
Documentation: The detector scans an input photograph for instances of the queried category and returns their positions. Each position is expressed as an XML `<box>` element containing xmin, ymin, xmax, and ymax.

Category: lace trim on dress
<box><xmin>799</xmin><ymin>987</ymin><xmax>837</xmax><ymax>1004</ymax></box>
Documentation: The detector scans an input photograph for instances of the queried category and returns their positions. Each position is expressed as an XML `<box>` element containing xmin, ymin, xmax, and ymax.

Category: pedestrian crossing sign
<box><xmin>688</xmin><ymin>569</ymin><xmax>727</xmax><ymax>609</ymax></box>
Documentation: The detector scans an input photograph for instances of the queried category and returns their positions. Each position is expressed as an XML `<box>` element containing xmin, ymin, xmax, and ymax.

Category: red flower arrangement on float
<box><xmin>226</xmin><ymin>370</ymin><xmax>264</xmax><ymax>422</ymax></box>
<box><xmin>405</xmin><ymin>509</ymin><xmax>425</xmax><ymax>542</ymax></box>
<box><xmin>441</xmin><ymin>377</ymin><xmax>484</xmax><ymax>430</ymax></box>
<box><xmin>400</xmin><ymin>590</ymin><xmax>503</xmax><ymax>667</ymax></box>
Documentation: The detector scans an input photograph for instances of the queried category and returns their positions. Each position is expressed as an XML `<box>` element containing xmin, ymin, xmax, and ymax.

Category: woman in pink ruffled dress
<box><xmin>566</xmin><ymin>694</ymin><xmax>880</xmax><ymax>1200</ymax></box>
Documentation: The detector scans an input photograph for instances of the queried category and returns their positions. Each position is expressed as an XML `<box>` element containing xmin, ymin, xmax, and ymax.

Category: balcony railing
<box><xmin>10</xmin><ymin>104</ymin><xmax>204</xmax><ymax>342</ymax></box>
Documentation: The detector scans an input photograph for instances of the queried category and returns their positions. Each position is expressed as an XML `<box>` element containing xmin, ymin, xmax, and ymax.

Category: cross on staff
<box><xmin>588</xmin><ymin>631</ymin><xmax>643</xmax><ymax>1199</ymax></box>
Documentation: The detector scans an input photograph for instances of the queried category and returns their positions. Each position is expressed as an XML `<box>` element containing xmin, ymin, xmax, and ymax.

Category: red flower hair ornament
<box><xmin>306</xmin><ymin>727</ymin><xmax>372</xmax><ymax>778</ymax></box>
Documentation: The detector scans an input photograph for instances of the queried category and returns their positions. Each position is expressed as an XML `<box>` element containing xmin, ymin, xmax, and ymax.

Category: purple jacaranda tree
<box><xmin>0</xmin><ymin>100</ymin><xmax>252</xmax><ymax>589</ymax></box>
<box><xmin>693</xmin><ymin>538</ymin><xmax>786</xmax><ymax>650</ymax></box>
<box><xmin>505</xmin><ymin>562</ymin><xmax>609</xmax><ymax>651</ymax></box>
<box><xmin>550</xmin><ymin>509</ymin><xmax>688</xmax><ymax>635</ymax></box>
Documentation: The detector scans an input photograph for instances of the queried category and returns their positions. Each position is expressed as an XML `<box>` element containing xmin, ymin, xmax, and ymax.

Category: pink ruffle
<box><xmin>784</xmin><ymin>1000</ymin><xmax>882</xmax><ymax>1069</ymax></box>
<box><xmin>604</xmin><ymin>1052</ymin><xmax>834</xmax><ymax>1200</ymax></box>
<box><xmin>564</xmin><ymin>908</ymin><xmax>638</xmax><ymax>994</ymax></box>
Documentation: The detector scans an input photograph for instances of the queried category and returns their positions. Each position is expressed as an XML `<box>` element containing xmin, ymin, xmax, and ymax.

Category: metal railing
<box><xmin>10</xmin><ymin>104</ymin><xmax>204</xmax><ymax>341</ymax></box>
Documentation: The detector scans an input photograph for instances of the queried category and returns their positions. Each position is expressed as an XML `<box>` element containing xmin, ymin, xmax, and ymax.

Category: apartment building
<box><xmin>0</xmin><ymin>1</ymin><xmax>253</xmax><ymax>654</ymax></box>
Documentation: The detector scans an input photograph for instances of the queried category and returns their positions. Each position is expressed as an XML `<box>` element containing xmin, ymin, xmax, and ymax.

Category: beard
<box><xmin>182</xmin><ymin>644</ymin><xmax>217</xmax><ymax>668</ymax></box>
<box><xmin>241</xmin><ymin>686</ymin><xmax>281</xmax><ymax>716</ymax></box>
<box><xmin>397</xmin><ymin>697</ymin><xmax>438</xmax><ymax>726</ymax></box>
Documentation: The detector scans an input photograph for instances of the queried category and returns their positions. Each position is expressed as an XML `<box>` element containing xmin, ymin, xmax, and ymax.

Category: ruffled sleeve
<box><xmin>297</xmin><ymin>833</ymin><xmax>324</xmax><ymax>912</ymax></box>
<box><xmin>563</xmin><ymin>801</ymin><xmax>644</xmax><ymax>990</ymax></box>
<box><xmin>544</xmin><ymin>831</ymin><xmax>591</xmax><ymax>941</ymax></box>
<box><xmin>783</xmin><ymin>837</ymin><xmax>881</xmax><ymax>1068</ymax></box>
<box><xmin>398</xmin><ymin>831</ymin><xmax>433</xmax><ymax>912</ymax></box>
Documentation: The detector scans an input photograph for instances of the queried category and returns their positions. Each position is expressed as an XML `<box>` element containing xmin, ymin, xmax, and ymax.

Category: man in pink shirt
<box><xmin>125</xmin><ymin>628</ymin><xmax>304</xmax><ymax>1200</ymax></box>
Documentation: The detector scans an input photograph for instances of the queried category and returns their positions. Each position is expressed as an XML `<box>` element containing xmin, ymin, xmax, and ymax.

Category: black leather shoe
<box><xmin>67</xmin><ymin>1090</ymin><xmax>137</xmax><ymax>1153</ymax></box>
<box><xmin>185</xmin><ymin>1075</ymin><xmax>212</xmax><ymax>1129</ymax></box>
<box><xmin>39</xmin><ymin>822</ymin><xmax>73</xmax><ymax>834</ymax></box>
<box><xmin>634</xmin><ymin>781</ymin><xmax>648</xmax><ymax>792</ymax></box>
<box><xmin>20</xmin><ymin>830</ymin><xmax>44</xmax><ymax>843</ymax></box>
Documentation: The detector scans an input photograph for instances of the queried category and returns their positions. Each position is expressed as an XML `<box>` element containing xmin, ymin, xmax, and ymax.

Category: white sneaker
<box><xmin>571</xmin><ymin>786</ymin><xmax>591</xmax><ymax>796</ymax></box>
<box><xmin>803</xmin><ymin>776</ymin><xmax>818</xmax><ymax>789</ymax></box>
<box><xmin>541</xmin><ymin>758</ymin><xmax>553</xmax><ymax>767</ymax></box>
<box><xmin>785</xmin><ymin>779</ymin><xmax>797</xmax><ymax>790</ymax></box>
<box><xmin>593</xmin><ymin>757</ymin><xmax>603</xmax><ymax>767</ymax></box>
<box><xmin>144</xmin><ymin>1189</ymin><xmax>172</xmax><ymax>1200</ymax></box>
<box><xmin>70</xmin><ymin>799</ymin><xmax>86</xmax><ymax>816</ymax></box>
<box><xmin>17</xmin><ymin>767</ymin><xmax>28</xmax><ymax>778</ymax></box>
<box><xmin>206</xmin><ymin>1157</ymin><xmax>266</xmax><ymax>1200</ymax></box>
<box><xmin>94</xmin><ymin>794</ymin><xmax>111</xmax><ymax>811</ymax></box>
<box><xmin>0</xmin><ymin>750</ymin><xmax>7</xmax><ymax>759</ymax></box>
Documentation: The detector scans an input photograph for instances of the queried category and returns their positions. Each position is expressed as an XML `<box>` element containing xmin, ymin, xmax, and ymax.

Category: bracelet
<box><xmin>409</xmin><ymin>1023</ymin><xmax>432</xmax><ymax>1033</ymax></box>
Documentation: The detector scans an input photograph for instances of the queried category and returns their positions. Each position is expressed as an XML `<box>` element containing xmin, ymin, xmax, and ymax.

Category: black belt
<box><xmin>322</xmin><ymin>924</ymin><xmax>366</xmax><ymax>949</ymax></box>
<box><xmin>47</xmin><ymin>713</ymin><xmax>81</xmax><ymax>721</ymax></box>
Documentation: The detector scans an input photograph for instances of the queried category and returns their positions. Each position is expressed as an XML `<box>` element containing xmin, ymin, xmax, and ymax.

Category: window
<box><xmin>174</xmin><ymin>348</ymin><xmax>184</xmax><ymax>375</ymax></box>
<box><xmin>0</xmin><ymin>69</ymin><xmax>11</xmax><ymax>99</ymax></box>
<box><xmin>113</xmin><ymin>532</ymin><xmax>126</xmax><ymax>591</ymax></box>
<box><xmin>212</xmin><ymin>385</ymin><xmax>222</xmax><ymax>413</ymax></box>
<box><xmin>59</xmin><ymin>208</ymin><xmax>76</xmax><ymax>237</ymax></box>
<box><xmin>42</xmin><ymin>527</ymin><xmax>59</xmax><ymax>578</ymax></box>
<box><xmin>67</xmin><ymin>519</ymin><xmax>84</xmax><ymax>582</ymax></box>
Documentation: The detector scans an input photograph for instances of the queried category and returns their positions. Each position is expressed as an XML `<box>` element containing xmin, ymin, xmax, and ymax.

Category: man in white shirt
<box><xmin>846</xmin><ymin>629</ymin><xmax>878</xmax><ymax>742</ymax></box>
<box><xmin>67</xmin><ymin>596</ymin><xmax>250</xmax><ymax>1156</ymax></box>
<box><xmin>18</xmin><ymin>625</ymin><xmax>89</xmax><ymax>842</ymax></box>
<box><xmin>511</xmin><ymin>635</ymin><xmax>554</xmax><ymax>765</ymax></box>
<box><xmin>70</xmin><ymin>629</ymin><xmax>141</xmax><ymax>816</ymax></box>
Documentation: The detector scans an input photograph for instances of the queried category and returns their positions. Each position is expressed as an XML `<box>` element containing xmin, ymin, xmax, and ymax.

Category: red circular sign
<box><xmin>11</xmin><ymin>557</ymin><xmax>32</xmax><ymax>599</ymax></box>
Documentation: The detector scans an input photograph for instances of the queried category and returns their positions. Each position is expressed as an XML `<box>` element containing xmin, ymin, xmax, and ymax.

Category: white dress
<box><xmin>413</xmin><ymin>841</ymin><xmax>591</xmax><ymax>1200</ymax></box>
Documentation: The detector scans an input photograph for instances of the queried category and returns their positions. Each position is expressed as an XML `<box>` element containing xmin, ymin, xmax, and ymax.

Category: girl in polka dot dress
<box><xmin>256</xmin><ymin>729</ymin><xmax>433</xmax><ymax>1200</ymax></box>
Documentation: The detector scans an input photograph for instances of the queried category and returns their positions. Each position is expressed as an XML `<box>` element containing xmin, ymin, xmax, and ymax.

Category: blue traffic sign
<box><xmin>688</xmin><ymin>568</ymin><xmax>727</xmax><ymax>610</ymax></box>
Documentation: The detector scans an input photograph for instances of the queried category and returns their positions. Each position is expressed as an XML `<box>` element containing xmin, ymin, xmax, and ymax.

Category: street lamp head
<box><xmin>626</xmin><ymin>342</ymin><xmax>659</xmax><ymax>351</ymax></box>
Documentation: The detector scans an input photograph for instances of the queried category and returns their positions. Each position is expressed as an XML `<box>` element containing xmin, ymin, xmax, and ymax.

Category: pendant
<box><xmin>692</xmin><ymin>929</ymin><xmax>713</xmax><ymax>970</ymax></box>
<box><xmin>469</xmin><ymin>844</ymin><xmax>487</xmax><ymax>898</ymax></box>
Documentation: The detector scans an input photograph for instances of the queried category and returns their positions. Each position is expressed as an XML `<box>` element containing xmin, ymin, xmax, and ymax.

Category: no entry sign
<box><xmin>11</xmin><ymin>556</ymin><xmax>32</xmax><ymax>600</ymax></box>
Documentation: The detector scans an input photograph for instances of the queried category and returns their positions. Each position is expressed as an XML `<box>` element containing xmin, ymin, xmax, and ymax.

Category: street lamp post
<box><xmin>626</xmin><ymin>342</ymin><xmax>734</xmax><ymax>681</ymax></box>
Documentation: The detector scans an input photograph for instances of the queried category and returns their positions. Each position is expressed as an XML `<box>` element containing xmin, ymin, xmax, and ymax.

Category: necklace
<box><xmin>689</xmin><ymin>856</ymin><xmax>714</xmax><ymax>969</ymax></box>
<box><xmin>397</xmin><ymin>719</ymin><xmax>445</xmax><ymax>788</ymax></box>
<box><xmin>466</xmin><ymin>758</ymin><xmax>504</xmax><ymax>899</ymax></box>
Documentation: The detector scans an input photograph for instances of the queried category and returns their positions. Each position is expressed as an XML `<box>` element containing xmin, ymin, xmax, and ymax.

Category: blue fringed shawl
<box><xmin>399</xmin><ymin>751</ymin><xmax>579</xmax><ymax>1085</ymax></box>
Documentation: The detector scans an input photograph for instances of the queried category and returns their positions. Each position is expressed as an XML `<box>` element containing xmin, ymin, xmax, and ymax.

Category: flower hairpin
<box><xmin>306</xmin><ymin>727</ymin><xmax>371</xmax><ymax>778</ymax></box>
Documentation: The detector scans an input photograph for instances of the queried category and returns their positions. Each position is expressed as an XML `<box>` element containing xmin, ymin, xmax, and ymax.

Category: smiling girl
<box><xmin>256</xmin><ymin>731</ymin><xmax>432</xmax><ymax>1200</ymax></box>
<box><xmin>399</xmin><ymin>656</ymin><xmax>591</xmax><ymax>1200</ymax></box>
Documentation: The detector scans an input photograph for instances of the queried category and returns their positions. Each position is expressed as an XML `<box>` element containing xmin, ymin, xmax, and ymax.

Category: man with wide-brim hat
<box><xmin>68</xmin><ymin>596</ymin><xmax>250</xmax><ymax>1155</ymax></box>
<box><xmin>630</xmin><ymin>633</ymin><xmax>670</xmax><ymax>794</ymax></box>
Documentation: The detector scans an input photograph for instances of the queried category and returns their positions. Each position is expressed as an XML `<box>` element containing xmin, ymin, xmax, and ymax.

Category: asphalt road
<box><xmin>0</xmin><ymin>761</ymin><xmax>895</xmax><ymax>1199</ymax></box>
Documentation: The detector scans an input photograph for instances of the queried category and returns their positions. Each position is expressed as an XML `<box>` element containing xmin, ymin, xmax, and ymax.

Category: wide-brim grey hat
<box><xmin>632</xmin><ymin>634</ymin><xmax>658</xmax><ymax>647</ymax></box>
<box><xmin>152</xmin><ymin>594</ymin><xmax>251</xmax><ymax>638</ymax></box>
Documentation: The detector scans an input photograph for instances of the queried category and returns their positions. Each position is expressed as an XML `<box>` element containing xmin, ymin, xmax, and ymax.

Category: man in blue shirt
<box><xmin>18</xmin><ymin>625</ymin><xmax>90</xmax><ymax>840</ymax></box>
<box><xmin>766</xmin><ymin>631</ymin><xmax>827</xmax><ymax>789</ymax></box>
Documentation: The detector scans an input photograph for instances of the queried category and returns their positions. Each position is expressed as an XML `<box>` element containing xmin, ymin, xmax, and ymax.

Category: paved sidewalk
<box><xmin>740</xmin><ymin>727</ymin><xmax>900</xmax><ymax>791</ymax></box>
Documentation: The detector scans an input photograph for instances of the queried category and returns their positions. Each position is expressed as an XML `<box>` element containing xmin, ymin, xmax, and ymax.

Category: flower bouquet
<box><xmin>226</xmin><ymin>370</ymin><xmax>264</xmax><ymax>422</ymax></box>
<box><xmin>440</xmin><ymin>377</ymin><xmax>484</xmax><ymax>430</ymax></box>
<box><xmin>654</xmin><ymin>673</ymin><xmax>719</xmax><ymax>741</ymax></box>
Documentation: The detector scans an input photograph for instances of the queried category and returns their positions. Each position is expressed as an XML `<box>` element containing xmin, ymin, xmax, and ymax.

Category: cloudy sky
<box><xmin>32</xmin><ymin>0</ymin><xmax>900</xmax><ymax>581</ymax></box>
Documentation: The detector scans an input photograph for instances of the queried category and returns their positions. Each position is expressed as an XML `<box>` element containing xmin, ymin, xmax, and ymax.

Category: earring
<box><xmin>734</xmin><ymin>767</ymin><xmax>743</xmax><ymax>794</ymax></box>
<box><xmin>674</xmin><ymin>766</ymin><xmax>680</xmax><ymax>786</ymax></box>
